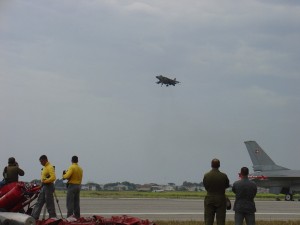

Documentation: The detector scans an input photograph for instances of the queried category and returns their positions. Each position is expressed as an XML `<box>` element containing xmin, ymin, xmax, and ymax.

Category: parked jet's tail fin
<box><xmin>244</xmin><ymin>141</ymin><xmax>289</xmax><ymax>172</ymax></box>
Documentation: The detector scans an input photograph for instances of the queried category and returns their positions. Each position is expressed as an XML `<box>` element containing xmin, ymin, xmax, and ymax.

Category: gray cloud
<box><xmin>0</xmin><ymin>0</ymin><xmax>299</xmax><ymax>185</ymax></box>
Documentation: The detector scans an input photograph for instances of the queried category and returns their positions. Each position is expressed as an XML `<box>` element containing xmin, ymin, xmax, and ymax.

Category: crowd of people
<box><xmin>0</xmin><ymin>156</ymin><xmax>257</xmax><ymax>225</ymax></box>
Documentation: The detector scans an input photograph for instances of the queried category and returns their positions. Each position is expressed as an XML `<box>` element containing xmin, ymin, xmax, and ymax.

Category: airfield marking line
<box><xmin>80</xmin><ymin>212</ymin><xmax>300</xmax><ymax>215</ymax></box>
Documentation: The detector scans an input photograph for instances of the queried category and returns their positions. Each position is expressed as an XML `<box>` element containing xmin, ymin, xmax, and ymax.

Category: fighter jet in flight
<box><xmin>244</xmin><ymin>140</ymin><xmax>300</xmax><ymax>201</ymax></box>
<box><xmin>156</xmin><ymin>75</ymin><xmax>180</xmax><ymax>87</ymax></box>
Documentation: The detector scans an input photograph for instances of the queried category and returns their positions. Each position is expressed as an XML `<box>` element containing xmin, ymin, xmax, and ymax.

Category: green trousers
<box><xmin>204</xmin><ymin>195</ymin><xmax>227</xmax><ymax>225</ymax></box>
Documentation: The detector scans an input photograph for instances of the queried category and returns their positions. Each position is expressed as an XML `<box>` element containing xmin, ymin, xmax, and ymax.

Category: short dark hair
<box><xmin>240</xmin><ymin>167</ymin><xmax>249</xmax><ymax>176</ymax></box>
<box><xmin>72</xmin><ymin>155</ymin><xmax>78</xmax><ymax>163</ymax></box>
<box><xmin>211</xmin><ymin>158</ymin><xmax>220</xmax><ymax>169</ymax></box>
<box><xmin>39</xmin><ymin>155</ymin><xmax>48</xmax><ymax>161</ymax></box>
<box><xmin>8</xmin><ymin>157</ymin><xmax>16</xmax><ymax>164</ymax></box>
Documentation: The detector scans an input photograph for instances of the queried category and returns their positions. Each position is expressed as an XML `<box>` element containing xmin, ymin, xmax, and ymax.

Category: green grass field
<box><xmin>55</xmin><ymin>190</ymin><xmax>299</xmax><ymax>201</ymax></box>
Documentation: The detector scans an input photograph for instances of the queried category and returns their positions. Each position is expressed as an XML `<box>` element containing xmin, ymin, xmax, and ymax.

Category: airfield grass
<box><xmin>55</xmin><ymin>190</ymin><xmax>299</xmax><ymax>201</ymax></box>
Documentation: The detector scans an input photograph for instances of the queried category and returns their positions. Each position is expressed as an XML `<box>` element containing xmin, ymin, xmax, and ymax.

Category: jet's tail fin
<box><xmin>173</xmin><ymin>78</ymin><xmax>180</xmax><ymax>84</ymax></box>
<box><xmin>244</xmin><ymin>141</ymin><xmax>289</xmax><ymax>172</ymax></box>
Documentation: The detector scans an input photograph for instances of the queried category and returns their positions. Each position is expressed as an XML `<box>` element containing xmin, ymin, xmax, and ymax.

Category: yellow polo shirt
<box><xmin>62</xmin><ymin>163</ymin><xmax>83</xmax><ymax>184</ymax></box>
<box><xmin>41</xmin><ymin>162</ymin><xmax>56</xmax><ymax>184</ymax></box>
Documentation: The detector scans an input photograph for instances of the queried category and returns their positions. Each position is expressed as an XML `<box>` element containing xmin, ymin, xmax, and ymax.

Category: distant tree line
<box><xmin>30</xmin><ymin>179</ymin><xmax>203</xmax><ymax>191</ymax></box>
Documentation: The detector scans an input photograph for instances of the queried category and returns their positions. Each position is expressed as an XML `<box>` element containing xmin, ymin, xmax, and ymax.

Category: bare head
<box><xmin>72</xmin><ymin>155</ymin><xmax>78</xmax><ymax>163</ymax></box>
<box><xmin>211</xmin><ymin>158</ymin><xmax>220</xmax><ymax>169</ymax></box>
<box><xmin>8</xmin><ymin>157</ymin><xmax>16</xmax><ymax>165</ymax></box>
<box><xmin>240</xmin><ymin>167</ymin><xmax>249</xmax><ymax>176</ymax></box>
<box><xmin>39</xmin><ymin>155</ymin><xmax>48</xmax><ymax>166</ymax></box>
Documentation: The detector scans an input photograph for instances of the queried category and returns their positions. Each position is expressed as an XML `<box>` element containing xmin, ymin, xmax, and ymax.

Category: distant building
<box><xmin>81</xmin><ymin>183</ymin><xmax>99</xmax><ymax>191</ymax></box>
<box><xmin>136</xmin><ymin>184</ymin><xmax>152</xmax><ymax>192</ymax></box>
<box><xmin>81</xmin><ymin>185</ymin><xmax>89</xmax><ymax>190</ymax></box>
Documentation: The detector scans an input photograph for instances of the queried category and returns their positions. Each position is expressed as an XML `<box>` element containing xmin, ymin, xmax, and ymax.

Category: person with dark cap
<box><xmin>62</xmin><ymin>155</ymin><xmax>83</xmax><ymax>218</ymax></box>
<box><xmin>203</xmin><ymin>158</ymin><xmax>230</xmax><ymax>225</ymax></box>
<box><xmin>232</xmin><ymin>167</ymin><xmax>257</xmax><ymax>225</ymax></box>
<box><xmin>31</xmin><ymin>155</ymin><xmax>57</xmax><ymax>220</ymax></box>
<box><xmin>0</xmin><ymin>157</ymin><xmax>25</xmax><ymax>187</ymax></box>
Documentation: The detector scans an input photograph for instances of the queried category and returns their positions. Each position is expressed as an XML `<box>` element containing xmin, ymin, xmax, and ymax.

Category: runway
<box><xmin>52</xmin><ymin>198</ymin><xmax>300</xmax><ymax>221</ymax></box>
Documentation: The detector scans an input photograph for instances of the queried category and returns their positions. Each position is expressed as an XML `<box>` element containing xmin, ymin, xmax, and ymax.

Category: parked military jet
<box><xmin>156</xmin><ymin>75</ymin><xmax>180</xmax><ymax>87</ymax></box>
<box><xmin>244</xmin><ymin>140</ymin><xmax>300</xmax><ymax>201</ymax></box>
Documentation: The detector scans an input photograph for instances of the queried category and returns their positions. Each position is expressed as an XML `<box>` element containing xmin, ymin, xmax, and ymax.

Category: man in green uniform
<box><xmin>0</xmin><ymin>157</ymin><xmax>25</xmax><ymax>187</ymax></box>
<box><xmin>63</xmin><ymin>156</ymin><xmax>83</xmax><ymax>218</ymax></box>
<box><xmin>203</xmin><ymin>158</ymin><xmax>230</xmax><ymax>225</ymax></box>
<box><xmin>3</xmin><ymin>157</ymin><xmax>25</xmax><ymax>183</ymax></box>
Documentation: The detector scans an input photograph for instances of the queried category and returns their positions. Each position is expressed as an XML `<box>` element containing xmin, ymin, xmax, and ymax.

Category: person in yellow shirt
<box><xmin>31</xmin><ymin>155</ymin><xmax>57</xmax><ymax>220</ymax></box>
<box><xmin>62</xmin><ymin>155</ymin><xmax>83</xmax><ymax>218</ymax></box>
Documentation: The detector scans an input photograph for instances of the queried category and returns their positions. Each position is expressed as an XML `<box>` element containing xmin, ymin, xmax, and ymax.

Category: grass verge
<box><xmin>154</xmin><ymin>221</ymin><xmax>300</xmax><ymax>225</ymax></box>
<box><xmin>55</xmin><ymin>190</ymin><xmax>299</xmax><ymax>201</ymax></box>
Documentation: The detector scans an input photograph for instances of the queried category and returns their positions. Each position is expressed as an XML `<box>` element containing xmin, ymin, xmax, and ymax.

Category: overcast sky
<box><xmin>1</xmin><ymin>0</ymin><xmax>299</xmax><ymax>185</ymax></box>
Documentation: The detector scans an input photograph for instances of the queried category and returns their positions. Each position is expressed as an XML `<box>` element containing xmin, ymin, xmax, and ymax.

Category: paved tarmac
<box><xmin>52</xmin><ymin>198</ymin><xmax>300</xmax><ymax>221</ymax></box>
